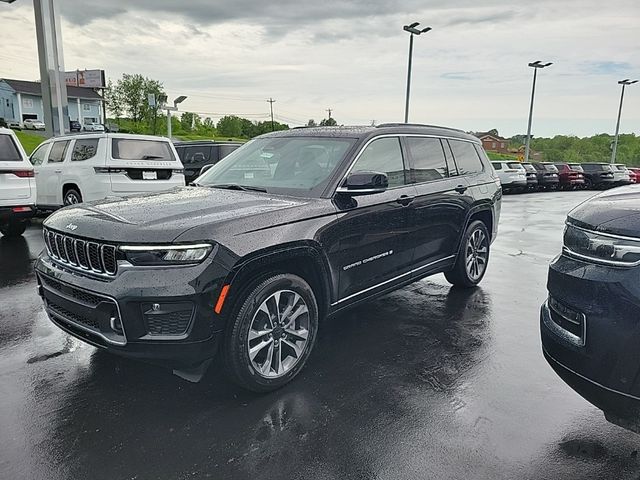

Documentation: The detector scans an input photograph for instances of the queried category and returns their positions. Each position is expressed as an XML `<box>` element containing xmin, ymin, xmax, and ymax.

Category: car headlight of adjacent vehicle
<box><xmin>120</xmin><ymin>243</ymin><xmax>213</xmax><ymax>266</ymax></box>
<box><xmin>563</xmin><ymin>223</ymin><xmax>640</xmax><ymax>266</ymax></box>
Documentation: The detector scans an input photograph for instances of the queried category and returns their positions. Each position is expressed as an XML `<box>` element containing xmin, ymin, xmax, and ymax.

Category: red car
<box><xmin>628</xmin><ymin>167</ymin><xmax>640</xmax><ymax>184</ymax></box>
<box><xmin>553</xmin><ymin>163</ymin><xmax>586</xmax><ymax>189</ymax></box>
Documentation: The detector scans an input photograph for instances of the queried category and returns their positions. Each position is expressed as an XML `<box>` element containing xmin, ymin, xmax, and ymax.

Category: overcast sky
<box><xmin>1</xmin><ymin>0</ymin><xmax>639</xmax><ymax>137</ymax></box>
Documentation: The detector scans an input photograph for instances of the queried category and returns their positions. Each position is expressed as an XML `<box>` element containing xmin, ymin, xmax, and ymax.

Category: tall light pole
<box><xmin>524</xmin><ymin>60</ymin><xmax>552</xmax><ymax>163</ymax></box>
<box><xmin>403</xmin><ymin>22</ymin><xmax>431</xmax><ymax>123</ymax></box>
<box><xmin>611</xmin><ymin>79</ymin><xmax>638</xmax><ymax>164</ymax></box>
<box><xmin>165</xmin><ymin>95</ymin><xmax>187</xmax><ymax>139</ymax></box>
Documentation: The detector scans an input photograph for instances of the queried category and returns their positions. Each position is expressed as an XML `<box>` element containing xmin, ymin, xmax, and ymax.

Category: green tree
<box><xmin>110</xmin><ymin>73</ymin><xmax>165</xmax><ymax>126</ymax></box>
<box><xmin>180</xmin><ymin>112</ymin><xmax>201</xmax><ymax>132</ymax></box>
<box><xmin>307</xmin><ymin>119</ymin><xmax>317</xmax><ymax>127</ymax></box>
<box><xmin>104</xmin><ymin>79</ymin><xmax>123</xmax><ymax>120</ymax></box>
<box><xmin>216</xmin><ymin>115</ymin><xmax>244</xmax><ymax>137</ymax></box>
<box><xmin>319</xmin><ymin>117</ymin><xmax>337</xmax><ymax>126</ymax></box>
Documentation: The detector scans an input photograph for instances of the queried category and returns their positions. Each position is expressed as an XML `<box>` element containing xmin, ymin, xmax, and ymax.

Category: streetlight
<box><xmin>611</xmin><ymin>79</ymin><xmax>638</xmax><ymax>164</ymax></box>
<box><xmin>524</xmin><ymin>60</ymin><xmax>552</xmax><ymax>163</ymax></box>
<box><xmin>403</xmin><ymin>22</ymin><xmax>431</xmax><ymax>123</ymax></box>
<box><xmin>165</xmin><ymin>95</ymin><xmax>187</xmax><ymax>139</ymax></box>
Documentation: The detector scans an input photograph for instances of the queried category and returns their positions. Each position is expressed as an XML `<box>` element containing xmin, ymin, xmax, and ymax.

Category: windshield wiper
<box><xmin>209</xmin><ymin>183</ymin><xmax>267</xmax><ymax>193</ymax></box>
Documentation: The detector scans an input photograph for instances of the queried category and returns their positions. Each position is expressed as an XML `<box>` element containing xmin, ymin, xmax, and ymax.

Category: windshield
<box><xmin>197</xmin><ymin>136</ymin><xmax>356</xmax><ymax>197</ymax></box>
<box><xmin>112</xmin><ymin>139</ymin><xmax>175</xmax><ymax>161</ymax></box>
<box><xmin>0</xmin><ymin>135</ymin><xmax>22</xmax><ymax>161</ymax></box>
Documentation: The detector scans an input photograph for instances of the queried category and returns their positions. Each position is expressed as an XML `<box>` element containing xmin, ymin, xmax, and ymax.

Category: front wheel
<box><xmin>223</xmin><ymin>273</ymin><xmax>319</xmax><ymax>392</ymax></box>
<box><xmin>445</xmin><ymin>220</ymin><xmax>490</xmax><ymax>288</ymax></box>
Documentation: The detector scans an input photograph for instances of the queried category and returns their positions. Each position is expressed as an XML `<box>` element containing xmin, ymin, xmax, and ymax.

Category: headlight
<box><xmin>120</xmin><ymin>243</ymin><xmax>213</xmax><ymax>266</ymax></box>
<box><xmin>563</xmin><ymin>223</ymin><xmax>640</xmax><ymax>266</ymax></box>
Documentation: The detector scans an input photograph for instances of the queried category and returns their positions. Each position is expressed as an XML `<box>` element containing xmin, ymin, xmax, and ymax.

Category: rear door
<box><xmin>0</xmin><ymin>133</ymin><xmax>32</xmax><ymax>203</ymax></box>
<box><xmin>405</xmin><ymin>136</ymin><xmax>471</xmax><ymax>269</ymax></box>
<box><xmin>108</xmin><ymin>137</ymin><xmax>184</xmax><ymax>193</ymax></box>
<box><xmin>332</xmin><ymin>136</ymin><xmax>417</xmax><ymax>302</ymax></box>
<box><xmin>39</xmin><ymin>140</ymin><xmax>70</xmax><ymax>206</ymax></box>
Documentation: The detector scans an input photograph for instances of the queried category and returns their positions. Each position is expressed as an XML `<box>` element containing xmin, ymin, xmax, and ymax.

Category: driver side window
<box><xmin>351</xmin><ymin>137</ymin><xmax>407</xmax><ymax>188</ymax></box>
<box><xmin>30</xmin><ymin>143</ymin><xmax>49</xmax><ymax>166</ymax></box>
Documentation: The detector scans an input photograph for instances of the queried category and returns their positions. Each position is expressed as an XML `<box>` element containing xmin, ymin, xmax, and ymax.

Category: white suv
<box><xmin>491</xmin><ymin>161</ymin><xmax>527</xmax><ymax>193</ymax></box>
<box><xmin>0</xmin><ymin>128</ymin><xmax>36</xmax><ymax>237</ymax></box>
<box><xmin>29</xmin><ymin>133</ymin><xmax>185</xmax><ymax>208</ymax></box>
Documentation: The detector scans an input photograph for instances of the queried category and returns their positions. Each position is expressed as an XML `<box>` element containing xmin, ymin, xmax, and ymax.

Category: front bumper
<box><xmin>35</xmin><ymin>250</ymin><xmax>231</xmax><ymax>368</ymax></box>
<box><xmin>541</xmin><ymin>253</ymin><xmax>640</xmax><ymax>420</ymax></box>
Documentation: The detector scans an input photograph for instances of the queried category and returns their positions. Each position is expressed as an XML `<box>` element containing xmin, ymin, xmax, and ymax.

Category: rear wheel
<box><xmin>63</xmin><ymin>188</ymin><xmax>82</xmax><ymax>206</ymax></box>
<box><xmin>445</xmin><ymin>220</ymin><xmax>490</xmax><ymax>288</ymax></box>
<box><xmin>223</xmin><ymin>273</ymin><xmax>319</xmax><ymax>392</ymax></box>
<box><xmin>0</xmin><ymin>220</ymin><xmax>28</xmax><ymax>238</ymax></box>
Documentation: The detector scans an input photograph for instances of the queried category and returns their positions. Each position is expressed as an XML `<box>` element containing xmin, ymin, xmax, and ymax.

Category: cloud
<box><xmin>581</xmin><ymin>61</ymin><xmax>634</xmax><ymax>76</ymax></box>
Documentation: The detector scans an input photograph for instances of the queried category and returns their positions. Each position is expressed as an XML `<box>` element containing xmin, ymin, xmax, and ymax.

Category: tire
<box><xmin>223</xmin><ymin>273</ymin><xmax>319</xmax><ymax>392</ymax></box>
<box><xmin>0</xmin><ymin>220</ymin><xmax>28</xmax><ymax>238</ymax></box>
<box><xmin>445</xmin><ymin>220</ymin><xmax>490</xmax><ymax>288</ymax></box>
<box><xmin>63</xmin><ymin>188</ymin><xmax>82</xmax><ymax>206</ymax></box>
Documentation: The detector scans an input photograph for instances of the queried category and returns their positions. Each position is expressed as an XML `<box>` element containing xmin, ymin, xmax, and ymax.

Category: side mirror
<box><xmin>199</xmin><ymin>164</ymin><xmax>214</xmax><ymax>176</ymax></box>
<box><xmin>336</xmin><ymin>171</ymin><xmax>388</xmax><ymax>196</ymax></box>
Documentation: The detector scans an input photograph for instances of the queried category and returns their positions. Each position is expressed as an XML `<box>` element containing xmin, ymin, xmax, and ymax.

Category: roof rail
<box><xmin>375</xmin><ymin>123</ymin><xmax>465</xmax><ymax>133</ymax></box>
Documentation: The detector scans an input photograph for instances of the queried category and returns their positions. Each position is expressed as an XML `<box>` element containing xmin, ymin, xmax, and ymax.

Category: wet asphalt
<box><xmin>2</xmin><ymin>190</ymin><xmax>640</xmax><ymax>480</ymax></box>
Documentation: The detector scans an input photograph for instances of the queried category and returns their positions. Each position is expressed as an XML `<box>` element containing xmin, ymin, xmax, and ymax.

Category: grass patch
<box><xmin>486</xmin><ymin>151</ymin><xmax>519</xmax><ymax>161</ymax></box>
<box><xmin>15</xmin><ymin>130</ymin><xmax>44</xmax><ymax>154</ymax></box>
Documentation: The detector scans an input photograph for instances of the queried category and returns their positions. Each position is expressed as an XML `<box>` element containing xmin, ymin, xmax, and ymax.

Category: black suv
<box><xmin>541</xmin><ymin>186</ymin><xmax>640</xmax><ymax>432</ymax></box>
<box><xmin>174</xmin><ymin>140</ymin><xmax>242</xmax><ymax>184</ymax></box>
<box><xmin>530</xmin><ymin>162</ymin><xmax>560</xmax><ymax>190</ymax></box>
<box><xmin>580</xmin><ymin>162</ymin><xmax>616</xmax><ymax>189</ymax></box>
<box><xmin>35</xmin><ymin>125</ymin><xmax>501</xmax><ymax>391</ymax></box>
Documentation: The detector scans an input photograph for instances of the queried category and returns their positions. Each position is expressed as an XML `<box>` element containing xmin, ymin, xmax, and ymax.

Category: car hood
<box><xmin>44</xmin><ymin>187</ymin><xmax>312</xmax><ymax>243</ymax></box>
<box><xmin>568</xmin><ymin>186</ymin><xmax>640</xmax><ymax>237</ymax></box>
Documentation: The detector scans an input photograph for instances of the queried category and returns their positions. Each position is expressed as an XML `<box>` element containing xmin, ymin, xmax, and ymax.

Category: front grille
<box><xmin>40</xmin><ymin>275</ymin><xmax>104</xmax><ymax>306</ymax></box>
<box><xmin>44</xmin><ymin>228</ymin><xmax>118</xmax><ymax>276</ymax></box>
<box><xmin>48</xmin><ymin>300</ymin><xmax>100</xmax><ymax>330</ymax></box>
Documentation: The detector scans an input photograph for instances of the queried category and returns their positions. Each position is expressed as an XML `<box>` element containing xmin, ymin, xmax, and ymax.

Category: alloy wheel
<box><xmin>247</xmin><ymin>289</ymin><xmax>310</xmax><ymax>378</ymax></box>
<box><xmin>64</xmin><ymin>193</ymin><xmax>80</xmax><ymax>205</ymax></box>
<box><xmin>465</xmin><ymin>228</ymin><xmax>488</xmax><ymax>281</ymax></box>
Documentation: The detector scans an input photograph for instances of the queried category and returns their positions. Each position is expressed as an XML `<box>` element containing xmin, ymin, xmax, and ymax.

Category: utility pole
<box><xmin>611</xmin><ymin>79</ymin><xmax>638</xmax><ymax>164</ymax></box>
<box><xmin>524</xmin><ymin>60</ymin><xmax>552</xmax><ymax>163</ymax></box>
<box><xmin>326</xmin><ymin>108</ymin><xmax>332</xmax><ymax>119</ymax></box>
<box><xmin>267</xmin><ymin>98</ymin><xmax>276</xmax><ymax>131</ymax></box>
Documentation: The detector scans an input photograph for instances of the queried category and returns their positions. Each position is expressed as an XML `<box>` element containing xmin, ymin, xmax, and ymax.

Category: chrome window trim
<box><xmin>335</xmin><ymin>134</ymin><xmax>482</xmax><ymax>195</ymax></box>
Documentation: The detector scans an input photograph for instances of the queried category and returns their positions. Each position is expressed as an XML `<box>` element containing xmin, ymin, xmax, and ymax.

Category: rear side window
<box><xmin>72</xmin><ymin>139</ymin><xmax>99</xmax><ymax>161</ymax></box>
<box><xmin>352</xmin><ymin>137</ymin><xmax>407</xmax><ymax>187</ymax></box>
<box><xmin>112</xmin><ymin>139</ymin><xmax>175</xmax><ymax>161</ymax></box>
<box><xmin>181</xmin><ymin>146</ymin><xmax>212</xmax><ymax>165</ymax></box>
<box><xmin>449</xmin><ymin>140</ymin><xmax>483</xmax><ymax>175</ymax></box>
<box><xmin>30</xmin><ymin>144</ymin><xmax>48</xmax><ymax>166</ymax></box>
<box><xmin>568</xmin><ymin>164</ymin><xmax>584</xmax><ymax>172</ymax></box>
<box><xmin>544</xmin><ymin>164</ymin><xmax>558</xmax><ymax>172</ymax></box>
<box><xmin>405</xmin><ymin>137</ymin><xmax>449</xmax><ymax>182</ymax></box>
<box><xmin>47</xmin><ymin>141</ymin><xmax>70</xmax><ymax>163</ymax></box>
<box><xmin>0</xmin><ymin>134</ymin><xmax>21</xmax><ymax>161</ymax></box>
<box><xmin>218</xmin><ymin>144</ymin><xmax>240</xmax><ymax>159</ymax></box>
<box><xmin>491</xmin><ymin>162</ymin><xmax>502</xmax><ymax>170</ymax></box>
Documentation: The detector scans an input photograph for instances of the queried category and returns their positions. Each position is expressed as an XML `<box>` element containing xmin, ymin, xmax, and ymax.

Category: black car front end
<box><xmin>35</xmin><ymin>226</ymin><xmax>232</xmax><ymax>370</ymax></box>
<box><xmin>541</xmin><ymin>189</ymin><xmax>640</xmax><ymax>430</ymax></box>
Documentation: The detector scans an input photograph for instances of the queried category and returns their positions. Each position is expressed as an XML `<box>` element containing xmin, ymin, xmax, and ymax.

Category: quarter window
<box><xmin>449</xmin><ymin>140</ymin><xmax>483</xmax><ymax>175</ymax></box>
<box><xmin>351</xmin><ymin>137</ymin><xmax>407</xmax><ymax>187</ymax></box>
<box><xmin>492</xmin><ymin>162</ymin><xmax>502</xmax><ymax>170</ymax></box>
<box><xmin>405</xmin><ymin>137</ymin><xmax>449</xmax><ymax>182</ymax></box>
<box><xmin>47</xmin><ymin>141</ymin><xmax>70</xmax><ymax>163</ymax></box>
<box><xmin>30</xmin><ymin>144</ymin><xmax>48</xmax><ymax>165</ymax></box>
<box><xmin>71</xmin><ymin>139</ymin><xmax>99</xmax><ymax>161</ymax></box>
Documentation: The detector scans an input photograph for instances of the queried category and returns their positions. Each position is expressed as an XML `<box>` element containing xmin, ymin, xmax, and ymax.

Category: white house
<box><xmin>0</xmin><ymin>78</ymin><xmax>104</xmax><ymax>126</ymax></box>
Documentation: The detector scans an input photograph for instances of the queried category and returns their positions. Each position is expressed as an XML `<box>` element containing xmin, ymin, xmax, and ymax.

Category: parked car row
<box><xmin>492</xmin><ymin>161</ymin><xmax>637</xmax><ymax>193</ymax></box>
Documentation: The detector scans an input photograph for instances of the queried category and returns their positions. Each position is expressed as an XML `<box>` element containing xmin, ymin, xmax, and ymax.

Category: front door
<box><xmin>331</xmin><ymin>136</ymin><xmax>417</xmax><ymax>303</ymax></box>
<box><xmin>404</xmin><ymin>136</ymin><xmax>472</xmax><ymax>270</ymax></box>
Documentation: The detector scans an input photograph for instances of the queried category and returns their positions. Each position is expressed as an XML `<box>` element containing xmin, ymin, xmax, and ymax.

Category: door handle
<box><xmin>454</xmin><ymin>184</ymin><xmax>468</xmax><ymax>194</ymax></box>
<box><xmin>396</xmin><ymin>195</ymin><xmax>414</xmax><ymax>206</ymax></box>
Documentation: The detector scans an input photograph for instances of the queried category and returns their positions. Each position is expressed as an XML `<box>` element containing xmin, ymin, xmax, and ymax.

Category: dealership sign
<box><xmin>65</xmin><ymin>70</ymin><xmax>106</xmax><ymax>89</ymax></box>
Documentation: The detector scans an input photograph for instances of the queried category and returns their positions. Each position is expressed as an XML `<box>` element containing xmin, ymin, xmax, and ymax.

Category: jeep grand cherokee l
<box><xmin>541</xmin><ymin>186</ymin><xmax>640</xmax><ymax>432</ymax></box>
<box><xmin>36</xmin><ymin>124</ymin><xmax>501</xmax><ymax>392</ymax></box>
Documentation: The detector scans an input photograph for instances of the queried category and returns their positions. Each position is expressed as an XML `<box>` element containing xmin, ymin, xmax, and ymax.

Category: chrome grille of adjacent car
<box><xmin>43</xmin><ymin>228</ymin><xmax>118</xmax><ymax>275</ymax></box>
